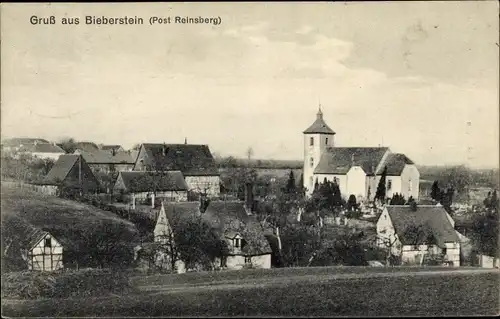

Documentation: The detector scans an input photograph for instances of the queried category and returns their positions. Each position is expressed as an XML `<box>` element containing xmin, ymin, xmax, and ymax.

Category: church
<box><xmin>303</xmin><ymin>108</ymin><xmax>420</xmax><ymax>201</ymax></box>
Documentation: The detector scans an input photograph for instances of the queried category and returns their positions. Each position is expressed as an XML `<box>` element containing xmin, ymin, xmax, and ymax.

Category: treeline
<box><xmin>216</xmin><ymin>156</ymin><xmax>303</xmax><ymax>170</ymax></box>
<box><xmin>418</xmin><ymin>165</ymin><xmax>499</xmax><ymax>191</ymax></box>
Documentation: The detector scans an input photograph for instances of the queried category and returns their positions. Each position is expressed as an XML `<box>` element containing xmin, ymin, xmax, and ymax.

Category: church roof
<box><xmin>314</xmin><ymin>147</ymin><xmax>390</xmax><ymax>175</ymax></box>
<box><xmin>303</xmin><ymin>108</ymin><xmax>336</xmax><ymax>135</ymax></box>
<box><xmin>382</xmin><ymin>153</ymin><xmax>415</xmax><ymax>176</ymax></box>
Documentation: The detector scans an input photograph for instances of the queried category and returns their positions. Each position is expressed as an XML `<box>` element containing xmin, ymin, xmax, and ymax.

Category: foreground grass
<box><xmin>3</xmin><ymin>270</ymin><xmax>499</xmax><ymax>317</ymax></box>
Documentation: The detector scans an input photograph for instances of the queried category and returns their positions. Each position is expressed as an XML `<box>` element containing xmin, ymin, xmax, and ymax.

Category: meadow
<box><xmin>2</xmin><ymin>267</ymin><xmax>499</xmax><ymax>317</ymax></box>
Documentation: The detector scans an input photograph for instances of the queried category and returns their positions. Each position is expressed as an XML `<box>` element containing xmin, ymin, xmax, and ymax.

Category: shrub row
<box><xmin>1</xmin><ymin>268</ymin><xmax>135</xmax><ymax>300</ymax></box>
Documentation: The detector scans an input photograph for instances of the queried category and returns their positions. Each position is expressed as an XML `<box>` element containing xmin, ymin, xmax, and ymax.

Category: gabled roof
<box><xmin>42</xmin><ymin>155</ymin><xmax>81</xmax><ymax>185</ymax></box>
<box><xmin>100</xmin><ymin>145</ymin><xmax>123</xmax><ymax>151</ymax></box>
<box><xmin>73</xmin><ymin>142</ymin><xmax>99</xmax><ymax>153</ymax></box>
<box><xmin>303</xmin><ymin>109</ymin><xmax>335</xmax><ymax>135</ymax></box>
<box><xmin>381</xmin><ymin>153</ymin><xmax>415</xmax><ymax>176</ymax></box>
<box><xmin>2</xmin><ymin>138</ymin><xmax>50</xmax><ymax>147</ymax></box>
<box><xmin>116</xmin><ymin>171</ymin><xmax>188</xmax><ymax>193</ymax></box>
<box><xmin>76</xmin><ymin>150</ymin><xmax>135</xmax><ymax>164</ymax></box>
<box><xmin>385</xmin><ymin>205</ymin><xmax>459</xmax><ymax>248</ymax></box>
<box><xmin>2</xmin><ymin>214</ymin><xmax>51</xmax><ymax>252</ymax></box>
<box><xmin>140</xmin><ymin>143</ymin><xmax>219</xmax><ymax>176</ymax></box>
<box><xmin>163</xmin><ymin>201</ymin><xmax>272</xmax><ymax>256</ymax></box>
<box><xmin>314</xmin><ymin>147</ymin><xmax>389</xmax><ymax>175</ymax></box>
<box><xmin>20</xmin><ymin>143</ymin><xmax>66</xmax><ymax>154</ymax></box>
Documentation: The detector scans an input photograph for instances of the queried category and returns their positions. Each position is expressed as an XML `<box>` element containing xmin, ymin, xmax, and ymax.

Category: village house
<box><xmin>3</xmin><ymin>215</ymin><xmax>64</xmax><ymax>272</ymax></box>
<box><xmin>113</xmin><ymin>170</ymin><xmax>189</xmax><ymax>204</ymax></box>
<box><xmin>376</xmin><ymin>205</ymin><xmax>461</xmax><ymax>266</ymax></box>
<box><xmin>99</xmin><ymin>144</ymin><xmax>125</xmax><ymax>153</ymax></box>
<box><xmin>73</xmin><ymin>149</ymin><xmax>136</xmax><ymax>173</ymax></box>
<box><xmin>137</xmin><ymin>199</ymin><xmax>272</xmax><ymax>273</ymax></box>
<box><xmin>133</xmin><ymin>143</ymin><xmax>220</xmax><ymax>198</ymax></box>
<box><xmin>31</xmin><ymin>154</ymin><xmax>100</xmax><ymax>196</ymax></box>
<box><xmin>18</xmin><ymin>142</ymin><xmax>66</xmax><ymax>161</ymax></box>
<box><xmin>303</xmin><ymin>108</ymin><xmax>420</xmax><ymax>201</ymax></box>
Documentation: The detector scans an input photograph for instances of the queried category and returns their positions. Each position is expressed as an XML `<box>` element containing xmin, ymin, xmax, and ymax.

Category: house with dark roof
<box><xmin>145</xmin><ymin>199</ymin><xmax>272</xmax><ymax>273</ymax></box>
<box><xmin>74</xmin><ymin>149</ymin><xmax>135</xmax><ymax>173</ymax></box>
<box><xmin>303</xmin><ymin>108</ymin><xmax>420</xmax><ymax>201</ymax></box>
<box><xmin>19</xmin><ymin>142</ymin><xmax>66</xmax><ymax>161</ymax></box>
<box><xmin>113</xmin><ymin>170</ymin><xmax>189</xmax><ymax>203</ymax></box>
<box><xmin>2</xmin><ymin>214</ymin><xmax>64</xmax><ymax>272</ymax></box>
<box><xmin>32</xmin><ymin>154</ymin><xmax>100</xmax><ymax>196</ymax></box>
<box><xmin>376</xmin><ymin>205</ymin><xmax>460</xmax><ymax>266</ymax></box>
<box><xmin>133</xmin><ymin>143</ymin><xmax>220</xmax><ymax>197</ymax></box>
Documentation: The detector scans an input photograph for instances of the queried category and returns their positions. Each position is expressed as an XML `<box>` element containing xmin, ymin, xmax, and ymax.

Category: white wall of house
<box><xmin>33</xmin><ymin>185</ymin><xmax>58</xmax><ymax>196</ymax></box>
<box><xmin>400</xmin><ymin>164</ymin><xmax>420</xmax><ymax>200</ymax></box>
<box><xmin>133</xmin><ymin>191</ymin><xmax>188</xmax><ymax>202</ymax></box>
<box><xmin>27</xmin><ymin>234</ymin><xmax>63</xmax><ymax>272</ymax></box>
<box><xmin>224</xmin><ymin>254</ymin><xmax>271</xmax><ymax>270</ymax></box>
<box><xmin>376</xmin><ymin>209</ymin><xmax>401</xmax><ymax>256</ymax></box>
<box><xmin>444</xmin><ymin>242</ymin><xmax>460</xmax><ymax>266</ymax></box>
<box><xmin>30</xmin><ymin>152</ymin><xmax>64</xmax><ymax>161</ymax></box>
<box><xmin>346</xmin><ymin>166</ymin><xmax>367</xmax><ymax>199</ymax></box>
<box><xmin>185</xmin><ymin>175</ymin><xmax>220</xmax><ymax>197</ymax></box>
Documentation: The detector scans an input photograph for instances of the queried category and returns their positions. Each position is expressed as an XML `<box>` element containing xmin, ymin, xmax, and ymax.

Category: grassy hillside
<box><xmin>1</xmin><ymin>183</ymin><xmax>139</xmax><ymax>269</ymax></box>
<box><xmin>2</xmin><ymin>268</ymin><xmax>498</xmax><ymax>317</ymax></box>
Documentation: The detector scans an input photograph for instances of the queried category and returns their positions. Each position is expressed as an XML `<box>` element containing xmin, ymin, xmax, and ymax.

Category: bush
<box><xmin>1</xmin><ymin>269</ymin><xmax>136</xmax><ymax>300</ymax></box>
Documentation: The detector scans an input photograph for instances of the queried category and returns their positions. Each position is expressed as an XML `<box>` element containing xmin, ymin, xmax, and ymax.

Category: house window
<box><xmin>387</xmin><ymin>179</ymin><xmax>392</xmax><ymax>190</ymax></box>
<box><xmin>234</xmin><ymin>238</ymin><xmax>241</xmax><ymax>248</ymax></box>
<box><xmin>325</xmin><ymin>138</ymin><xmax>329</xmax><ymax>145</ymax></box>
<box><xmin>45</xmin><ymin>238</ymin><xmax>52</xmax><ymax>248</ymax></box>
<box><xmin>310</xmin><ymin>158</ymin><xmax>314</xmax><ymax>168</ymax></box>
<box><xmin>309</xmin><ymin>137</ymin><xmax>314</xmax><ymax>146</ymax></box>
<box><xmin>245</xmin><ymin>256</ymin><xmax>252</xmax><ymax>264</ymax></box>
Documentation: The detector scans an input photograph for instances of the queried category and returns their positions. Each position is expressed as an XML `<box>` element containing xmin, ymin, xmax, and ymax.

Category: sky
<box><xmin>1</xmin><ymin>2</ymin><xmax>499</xmax><ymax>168</ymax></box>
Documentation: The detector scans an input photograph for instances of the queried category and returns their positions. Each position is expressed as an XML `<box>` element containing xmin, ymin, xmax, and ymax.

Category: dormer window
<box><xmin>234</xmin><ymin>238</ymin><xmax>241</xmax><ymax>248</ymax></box>
<box><xmin>309</xmin><ymin>137</ymin><xmax>314</xmax><ymax>146</ymax></box>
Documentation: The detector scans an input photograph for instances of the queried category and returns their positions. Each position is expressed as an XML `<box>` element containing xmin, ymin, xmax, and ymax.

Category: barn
<box><xmin>24</xmin><ymin>230</ymin><xmax>64</xmax><ymax>271</ymax></box>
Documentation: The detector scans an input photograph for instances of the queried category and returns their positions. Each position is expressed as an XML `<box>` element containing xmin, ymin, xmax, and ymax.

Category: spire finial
<box><xmin>317</xmin><ymin>103</ymin><xmax>323</xmax><ymax>119</ymax></box>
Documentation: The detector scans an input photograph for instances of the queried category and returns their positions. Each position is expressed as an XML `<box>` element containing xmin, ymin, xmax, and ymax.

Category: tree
<box><xmin>375</xmin><ymin>166</ymin><xmax>387</xmax><ymax>203</ymax></box>
<box><xmin>58</xmin><ymin>137</ymin><xmax>77</xmax><ymax>154</ymax></box>
<box><xmin>347</xmin><ymin>194</ymin><xmax>358</xmax><ymax>212</ymax></box>
<box><xmin>246</xmin><ymin>147</ymin><xmax>254</xmax><ymax>161</ymax></box>
<box><xmin>440</xmin><ymin>187</ymin><xmax>454</xmax><ymax>209</ymax></box>
<box><xmin>402</xmin><ymin>223</ymin><xmax>436</xmax><ymax>265</ymax></box>
<box><xmin>285</xmin><ymin>170</ymin><xmax>296</xmax><ymax>195</ymax></box>
<box><xmin>390</xmin><ymin>193</ymin><xmax>406</xmax><ymax>205</ymax></box>
<box><xmin>430</xmin><ymin>181</ymin><xmax>441</xmax><ymax>201</ymax></box>
<box><xmin>377</xmin><ymin>234</ymin><xmax>399</xmax><ymax>266</ymax></box>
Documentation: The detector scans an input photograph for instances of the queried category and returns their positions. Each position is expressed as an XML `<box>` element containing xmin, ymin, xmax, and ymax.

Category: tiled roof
<box><xmin>2</xmin><ymin>214</ymin><xmax>49</xmax><ymax>251</ymax></box>
<box><xmin>2</xmin><ymin>138</ymin><xmax>50</xmax><ymax>147</ymax></box>
<box><xmin>314</xmin><ymin>147</ymin><xmax>389</xmax><ymax>175</ymax></box>
<box><xmin>381</xmin><ymin>153</ymin><xmax>415</xmax><ymax>176</ymax></box>
<box><xmin>76</xmin><ymin>150</ymin><xmax>135</xmax><ymax>164</ymax></box>
<box><xmin>385</xmin><ymin>205</ymin><xmax>459</xmax><ymax>248</ymax></box>
<box><xmin>116</xmin><ymin>171</ymin><xmax>188</xmax><ymax>193</ymax></box>
<box><xmin>140</xmin><ymin>143</ymin><xmax>219</xmax><ymax>176</ymax></box>
<box><xmin>42</xmin><ymin>155</ymin><xmax>81</xmax><ymax>184</ymax></box>
<box><xmin>73</xmin><ymin>142</ymin><xmax>99</xmax><ymax>153</ymax></box>
<box><xmin>100</xmin><ymin>145</ymin><xmax>122</xmax><ymax>151</ymax></box>
<box><xmin>303</xmin><ymin>109</ymin><xmax>336</xmax><ymax>135</ymax></box>
<box><xmin>20</xmin><ymin>143</ymin><xmax>66</xmax><ymax>154</ymax></box>
<box><xmin>163</xmin><ymin>201</ymin><xmax>272</xmax><ymax>256</ymax></box>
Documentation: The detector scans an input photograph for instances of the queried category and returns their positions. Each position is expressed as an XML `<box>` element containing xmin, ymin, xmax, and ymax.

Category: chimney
<box><xmin>244</xmin><ymin>182</ymin><xmax>254</xmax><ymax>215</ymax></box>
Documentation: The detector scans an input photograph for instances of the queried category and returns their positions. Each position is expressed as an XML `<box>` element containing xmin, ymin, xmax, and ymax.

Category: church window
<box><xmin>408</xmin><ymin>179</ymin><xmax>412</xmax><ymax>192</ymax></box>
<box><xmin>310</xmin><ymin>158</ymin><xmax>314</xmax><ymax>168</ymax></box>
<box><xmin>387</xmin><ymin>179</ymin><xmax>392</xmax><ymax>190</ymax></box>
<box><xmin>325</xmin><ymin>138</ymin><xmax>329</xmax><ymax>145</ymax></box>
<box><xmin>309</xmin><ymin>137</ymin><xmax>314</xmax><ymax>146</ymax></box>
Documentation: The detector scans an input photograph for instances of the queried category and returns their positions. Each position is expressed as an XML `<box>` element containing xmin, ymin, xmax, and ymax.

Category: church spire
<box><xmin>317</xmin><ymin>104</ymin><xmax>323</xmax><ymax>120</ymax></box>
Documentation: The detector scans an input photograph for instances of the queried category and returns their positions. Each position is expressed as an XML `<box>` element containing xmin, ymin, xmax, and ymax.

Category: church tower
<box><xmin>303</xmin><ymin>106</ymin><xmax>335</xmax><ymax>194</ymax></box>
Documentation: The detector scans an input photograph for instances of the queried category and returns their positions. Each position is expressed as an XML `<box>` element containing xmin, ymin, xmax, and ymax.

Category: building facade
<box><xmin>303</xmin><ymin>108</ymin><xmax>420</xmax><ymax>201</ymax></box>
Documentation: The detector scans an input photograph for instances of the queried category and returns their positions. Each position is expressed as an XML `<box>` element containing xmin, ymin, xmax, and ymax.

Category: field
<box><xmin>2</xmin><ymin>267</ymin><xmax>499</xmax><ymax>317</ymax></box>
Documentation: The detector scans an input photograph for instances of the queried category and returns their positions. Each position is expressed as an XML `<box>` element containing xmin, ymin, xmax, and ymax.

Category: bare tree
<box><xmin>246</xmin><ymin>147</ymin><xmax>254</xmax><ymax>162</ymax></box>
<box><xmin>377</xmin><ymin>234</ymin><xmax>399</xmax><ymax>266</ymax></box>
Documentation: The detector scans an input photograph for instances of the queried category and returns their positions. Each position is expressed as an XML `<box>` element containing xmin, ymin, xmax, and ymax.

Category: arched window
<box><xmin>309</xmin><ymin>137</ymin><xmax>314</xmax><ymax>146</ymax></box>
<box><xmin>310</xmin><ymin>157</ymin><xmax>314</xmax><ymax>168</ymax></box>
<box><xmin>325</xmin><ymin>138</ymin><xmax>329</xmax><ymax>145</ymax></box>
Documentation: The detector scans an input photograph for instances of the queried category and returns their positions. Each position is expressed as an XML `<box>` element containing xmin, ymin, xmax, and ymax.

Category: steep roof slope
<box><xmin>115</xmin><ymin>171</ymin><xmax>188</xmax><ymax>193</ymax></box>
<box><xmin>314</xmin><ymin>147</ymin><xmax>389</xmax><ymax>175</ymax></box>
<box><xmin>386</xmin><ymin>205</ymin><xmax>459</xmax><ymax>248</ymax></box>
<box><xmin>303</xmin><ymin>109</ymin><xmax>335</xmax><ymax>135</ymax></box>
